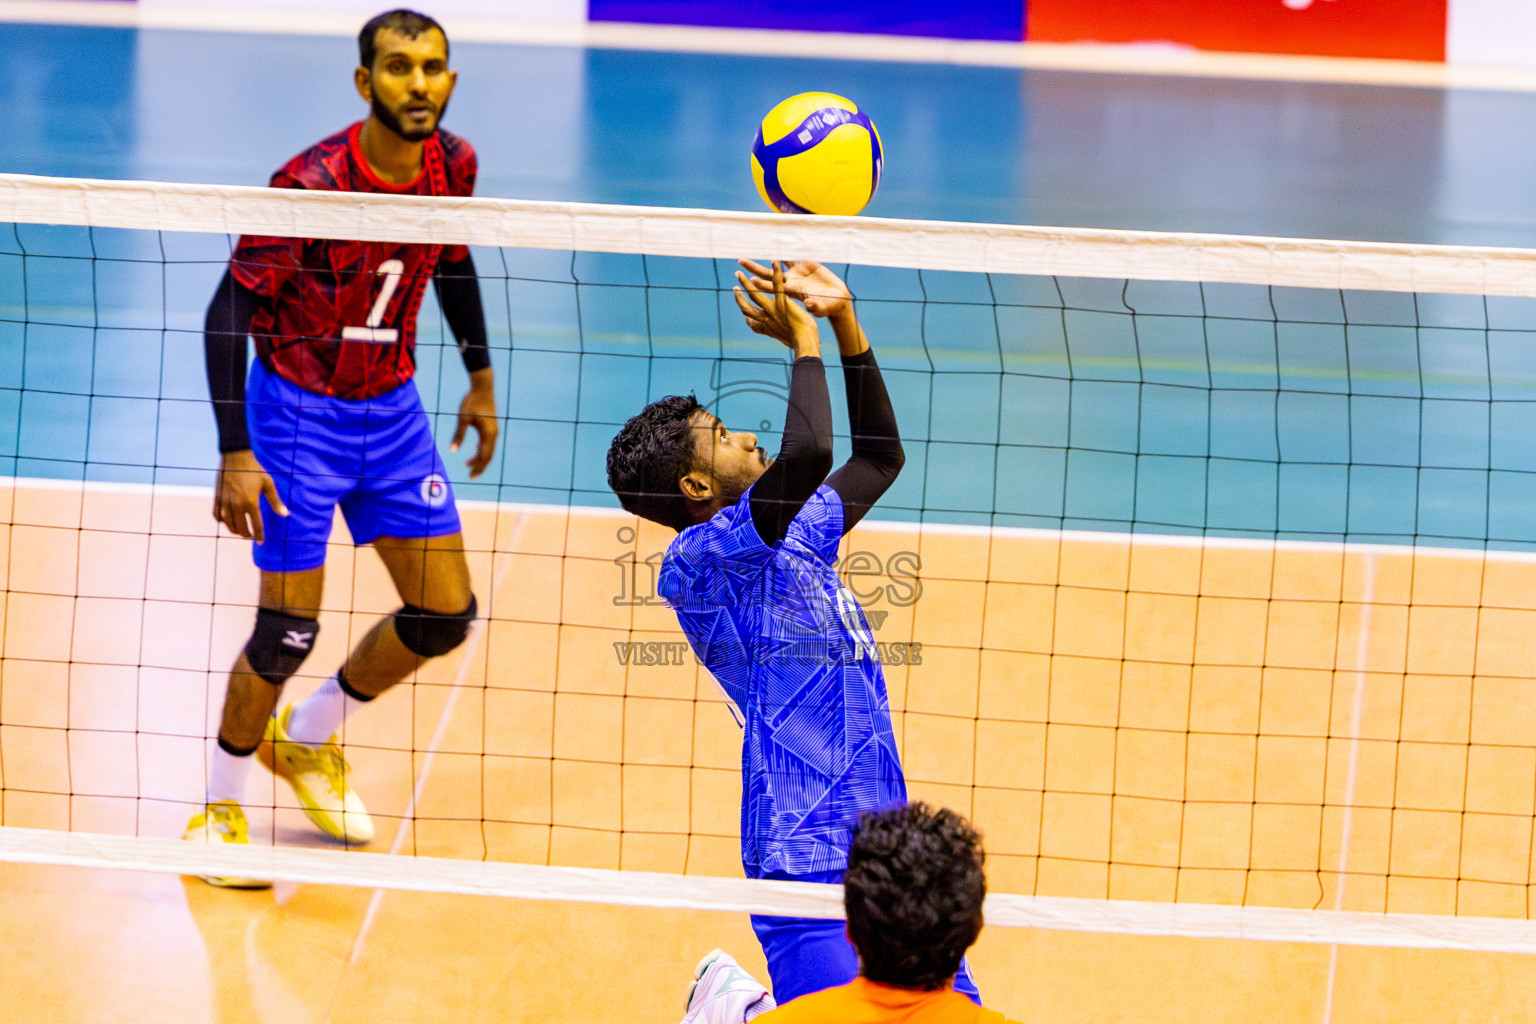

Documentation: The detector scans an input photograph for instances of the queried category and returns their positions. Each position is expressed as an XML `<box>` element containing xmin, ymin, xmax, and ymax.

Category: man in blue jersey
<box><xmin>607</xmin><ymin>260</ymin><xmax>980</xmax><ymax>1006</ymax></box>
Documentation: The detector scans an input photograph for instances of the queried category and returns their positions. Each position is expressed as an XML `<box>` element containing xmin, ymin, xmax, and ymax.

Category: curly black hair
<box><xmin>607</xmin><ymin>394</ymin><xmax>704</xmax><ymax>533</ymax></box>
<box><xmin>359</xmin><ymin>9</ymin><xmax>446</xmax><ymax>69</ymax></box>
<box><xmin>844</xmin><ymin>802</ymin><xmax>986</xmax><ymax>990</ymax></box>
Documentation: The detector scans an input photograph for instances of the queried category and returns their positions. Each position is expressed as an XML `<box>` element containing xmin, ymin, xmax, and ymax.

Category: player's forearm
<box><xmin>784</xmin><ymin>355</ymin><xmax>835</xmax><ymax>463</ymax></box>
<box><xmin>769</xmin><ymin>357</ymin><xmax>835</xmax><ymax>491</ymax></box>
<box><xmin>203</xmin><ymin>268</ymin><xmax>258</xmax><ymax>453</ymax></box>
<box><xmin>827</xmin><ymin>349</ymin><xmax>904</xmax><ymax>531</ymax></box>
<box><xmin>841</xmin><ymin>349</ymin><xmax>901</xmax><ymax>466</ymax></box>
<box><xmin>749</xmin><ymin>356</ymin><xmax>835</xmax><ymax>545</ymax></box>
<box><xmin>433</xmin><ymin>252</ymin><xmax>491</xmax><ymax>374</ymax></box>
<box><xmin>788</xmin><ymin>320</ymin><xmax>822</xmax><ymax>361</ymax></box>
<box><xmin>828</xmin><ymin>305</ymin><xmax>869</xmax><ymax>358</ymax></box>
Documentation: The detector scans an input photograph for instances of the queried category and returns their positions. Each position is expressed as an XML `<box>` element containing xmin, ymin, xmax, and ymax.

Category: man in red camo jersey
<box><xmin>187</xmin><ymin>8</ymin><xmax>498</xmax><ymax>886</ymax></box>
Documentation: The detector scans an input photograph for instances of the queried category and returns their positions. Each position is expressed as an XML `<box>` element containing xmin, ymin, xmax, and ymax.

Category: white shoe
<box><xmin>682</xmin><ymin>949</ymin><xmax>776</xmax><ymax>1024</ymax></box>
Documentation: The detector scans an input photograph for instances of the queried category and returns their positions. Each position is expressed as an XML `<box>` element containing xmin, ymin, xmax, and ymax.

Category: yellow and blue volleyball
<box><xmin>751</xmin><ymin>92</ymin><xmax>882</xmax><ymax>216</ymax></box>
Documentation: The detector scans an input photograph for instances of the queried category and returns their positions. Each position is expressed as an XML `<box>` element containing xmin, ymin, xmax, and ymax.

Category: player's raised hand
<box><xmin>451</xmin><ymin>367</ymin><xmax>499</xmax><ymax>479</ymax></box>
<box><xmin>738</xmin><ymin>259</ymin><xmax>851</xmax><ymax>319</ymax></box>
<box><xmin>214</xmin><ymin>449</ymin><xmax>286</xmax><ymax>542</ymax></box>
<box><xmin>733</xmin><ymin>261</ymin><xmax>820</xmax><ymax>359</ymax></box>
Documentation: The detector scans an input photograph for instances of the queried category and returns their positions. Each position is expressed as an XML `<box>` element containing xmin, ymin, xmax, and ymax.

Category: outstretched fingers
<box><xmin>737</xmin><ymin>258</ymin><xmax>779</xmax><ymax>292</ymax></box>
<box><xmin>735</xmin><ymin>263</ymin><xmax>777</xmax><ymax>309</ymax></box>
<box><xmin>737</xmin><ymin>258</ymin><xmax>791</xmax><ymax>297</ymax></box>
<box><xmin>733</xmin><ymin>263</ymin><xmax>784</xmax><ymax>336</ymax></box>
<box><xmin>736</xmin><ymin>258</ymin><xmax>848</xmax><ymax>317</ymax></box>
<box><xmin>732</xmin><ymin>279</ymin><xmax>767</xmax><ymax>335</ymax></box>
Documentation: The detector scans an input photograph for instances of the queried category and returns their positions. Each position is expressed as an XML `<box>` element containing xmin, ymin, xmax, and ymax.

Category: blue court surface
<box><xmin>5</xmin><ymin>22</ymin><xmax>1536</xmax><ymax>547</ymax></box>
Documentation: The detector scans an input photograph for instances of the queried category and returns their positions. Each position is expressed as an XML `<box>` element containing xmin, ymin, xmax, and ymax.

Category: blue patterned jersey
<box><xmin>659</xmin><ymin>484</ymin><xmax>906</xmax><ymax>877</ymax></box>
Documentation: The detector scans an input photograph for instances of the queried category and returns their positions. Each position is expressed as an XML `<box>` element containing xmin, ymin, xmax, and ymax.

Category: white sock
<box><xmin>207</xmin><ymin>744</ymin><xmax>254</xmax><ymax>805</ymax></box>
<box><xmin>285</xmin><ymin>674</ymin><xmax>368</xmax><ymax>748</ymax></box>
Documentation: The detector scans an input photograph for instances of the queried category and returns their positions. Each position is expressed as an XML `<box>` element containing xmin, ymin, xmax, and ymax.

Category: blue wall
<box><xmin>587</xmin><ymin>0</ymin><xmax>1024</xmax><ymax>42</ymax></box>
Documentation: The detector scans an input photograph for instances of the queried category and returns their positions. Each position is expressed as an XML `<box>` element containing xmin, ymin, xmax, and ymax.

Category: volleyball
<box><xmin>751</xmin><ymin>92</ymin><xmax>882</xmax><ymax>216</ymax></box>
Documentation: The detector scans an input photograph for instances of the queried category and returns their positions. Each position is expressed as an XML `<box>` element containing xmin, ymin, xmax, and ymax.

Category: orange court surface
<box><xmin>8</xmin><ymin>477</ymin><xmax>1536</xmax><ymax>1022</ymax></box>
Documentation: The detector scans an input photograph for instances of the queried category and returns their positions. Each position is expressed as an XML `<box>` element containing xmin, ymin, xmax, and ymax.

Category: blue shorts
<box><xmin>749</xmin><ymin>870</ymin><xmax>982</xmax><ymax>1007</ymax></box>
<box><xmin>245</xmin><ymin>359</ymin><xmax>460</xmax><ymax>573</ymax></box>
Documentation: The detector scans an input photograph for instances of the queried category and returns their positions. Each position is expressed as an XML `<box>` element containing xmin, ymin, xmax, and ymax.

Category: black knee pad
<box><xmin>394</xmin><ymin>594</ymin><xmax>478</xmax><ymax>658</ymax></box>
<box><xmin>244</xmin><ymin>607</ymin><xmax>320</xmax><ymax>685</ymax></box>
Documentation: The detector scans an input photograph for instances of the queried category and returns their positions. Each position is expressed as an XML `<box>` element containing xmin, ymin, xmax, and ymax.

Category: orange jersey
<box><xmin>755</xmin><ymin>977</ymin><xmax>1020</xmax><ymax>1024</ymax></box>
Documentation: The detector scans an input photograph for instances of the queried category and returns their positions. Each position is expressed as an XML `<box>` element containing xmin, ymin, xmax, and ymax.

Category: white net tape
<box><xmin>9</xmin><ymin>824</ymin><xmax>1536</xmax><ymax>953</ymax></box>
<box><xmin>1</xmin><ymin>171</ymin><xmax>1534</xmax><ymax>295</ymax></box>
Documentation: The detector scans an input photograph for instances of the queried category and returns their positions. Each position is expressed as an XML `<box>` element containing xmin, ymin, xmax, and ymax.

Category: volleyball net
<box><xmin>6</xmin><ymin>172</ymin><xmax>1536</xmax><ymax>953</ymax></box>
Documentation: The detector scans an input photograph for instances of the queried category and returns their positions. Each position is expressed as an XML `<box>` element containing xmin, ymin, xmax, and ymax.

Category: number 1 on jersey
<box><xmin>341</xmin><ymin>259</ymin><xmax>404</xmax><ymax>343</ymax></box>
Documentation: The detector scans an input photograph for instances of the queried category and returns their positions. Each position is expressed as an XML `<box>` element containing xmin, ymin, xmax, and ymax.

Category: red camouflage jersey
<box><xmin>230</xmin><ymin>121</ymin><xmax>477</xmax><ymax>399</ymax></box>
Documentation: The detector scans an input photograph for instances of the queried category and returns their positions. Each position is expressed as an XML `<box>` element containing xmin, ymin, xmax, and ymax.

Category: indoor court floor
<box><xmin>8</xmin><ymin>11</ymin><xmax>1536</xmax><ymax>1024</ymax></box>
<box><xmin>12</xmin><ymin>482</ymin><xmax>1536</xmax><ymax>1022</ymax></box>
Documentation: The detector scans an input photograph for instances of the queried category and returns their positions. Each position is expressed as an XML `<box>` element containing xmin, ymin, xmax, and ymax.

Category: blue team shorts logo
<box><xmin>420</xmin><ymin>474</ymin><xmax>450</xmax><ymax>508</ymax></box>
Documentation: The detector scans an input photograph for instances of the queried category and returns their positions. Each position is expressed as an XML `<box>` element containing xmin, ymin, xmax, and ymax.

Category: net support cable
<box><xmin>2</xmin><ymin>172</ymin><xmax>1535</xmax><ymax>296</ymax></box>
<box><xmin>7</xmin><ymin>823</ymin><xmax>1536</xmax><ymax>954</ymax></box>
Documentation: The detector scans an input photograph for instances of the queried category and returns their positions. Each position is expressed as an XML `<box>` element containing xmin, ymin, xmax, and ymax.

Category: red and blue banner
<box><xmin>588</xmin><ymin>0</ymin><xmax>1452</xmax><ymax>63</ymax></box>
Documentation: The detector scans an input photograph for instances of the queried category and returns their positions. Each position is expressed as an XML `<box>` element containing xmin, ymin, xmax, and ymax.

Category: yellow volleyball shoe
<box><xmin>182</xmin><ymin>800</ymin><xmax>272</xmax><ymax>889</ymax></box>
<box><xmin>256</xmin><ymin>705</ymin><xmax>374</xmax><ymax>845</ymax></box>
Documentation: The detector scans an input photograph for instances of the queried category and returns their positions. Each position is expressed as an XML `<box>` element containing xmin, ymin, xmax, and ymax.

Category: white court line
<box><xmin>10</xmin><ymin>474</ymin><xmax>1536</xmax><ymax>563</ymax></box>
<box><xmin>335</xmin><ymin>510</ymin><xmax>532</xmax><ymax>997</ymax></box>
<box><xmin>2</xmin><ymin>0</ymin><xmax>1536</xmax><ymax>90</ymax></box>
<box><xmin>1322</xmin><ymin>551</ymin><xmax>1377</xmax><ymax>1024</ymax></box>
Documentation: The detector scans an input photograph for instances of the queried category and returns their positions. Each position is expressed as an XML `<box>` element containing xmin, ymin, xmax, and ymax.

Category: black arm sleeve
<box><xmin>203</xmin><ymin>267</ymin><xmax>261</xmax><ymax>454</ymax></box>
<box><xmin>826</xmin><ymin>348</ymin><xmax>905</xmax><ymax>532</ymax></box>
<box><xmin>433</xmin><ymin>251</ymin><xmax>491</xmax><ymax>374</ymax></box>
<box><xmin>749</xmin><ymin>356</ymin><xmax>835</xmax><ymax>547</ymax></box>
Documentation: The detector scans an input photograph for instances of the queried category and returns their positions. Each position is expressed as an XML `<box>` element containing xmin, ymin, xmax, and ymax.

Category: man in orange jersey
<box><xmin>681</xmin><ymin>803</ymin><xmax>1020</xmax><ymax>1024</ymax></box>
